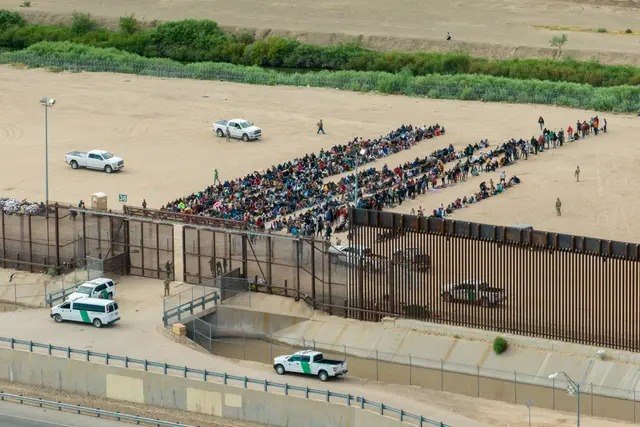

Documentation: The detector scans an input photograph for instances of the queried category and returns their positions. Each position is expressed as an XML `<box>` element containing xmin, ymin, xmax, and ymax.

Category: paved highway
<box><xmin>0</xmin><ymin>400</ymin><xmax>141</xmax><ymax>427</ymax></box>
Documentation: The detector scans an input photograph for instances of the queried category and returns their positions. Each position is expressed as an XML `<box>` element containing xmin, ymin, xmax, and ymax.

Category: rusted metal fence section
<box><xmin>181</xmin><ymin>226</ymin><xmax>347</xmax><ymax>314</ymax></box>
<box><xmin>0</xmin><ymin>205</ymin><xmax>172</xmax><ymax>279</ymax></box>
<box><xmin>349</xmin><ymin>209</ymin><xmax>640</xmax><ymax>351</ymax></box>
<box><xmin>353</xmin><ymin>209</ymin><xmax>640</xmax><ymax>261</ymax></box>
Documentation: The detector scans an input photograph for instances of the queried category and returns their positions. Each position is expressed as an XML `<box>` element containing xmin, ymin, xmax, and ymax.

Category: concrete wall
<box><xmin>0</xmin><ymin>348</ymin><xmax>405</xmax><ymax>427</ymax></box>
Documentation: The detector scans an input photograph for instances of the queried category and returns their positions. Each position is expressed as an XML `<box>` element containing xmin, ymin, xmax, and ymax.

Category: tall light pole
<box><xmin>40</xmin><ymin>97</ymin><xmax>55</xmax><ymax>207</ymax></box>
<box><xmin>548</xmin><ymin>349</ymin><xmax>606</xmax><ymax>427</ymax></box>
<box><xmin>353</xmin><ymin>148</ymin><xmax>366</xmax><ymax>208</ymax></box>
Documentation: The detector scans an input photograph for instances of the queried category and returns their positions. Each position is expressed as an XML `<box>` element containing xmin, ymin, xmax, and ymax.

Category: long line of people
<box><xmin>279</xmin><ymin>116</ymin><xmax>607</xmax><ymax>237</ymax></box>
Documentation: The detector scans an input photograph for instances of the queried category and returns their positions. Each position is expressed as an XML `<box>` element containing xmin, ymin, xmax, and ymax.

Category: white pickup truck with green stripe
<box><xmin>273</xmin><ymin>350</ymin><xmax>348</xmax><ymax>381</ymax></box>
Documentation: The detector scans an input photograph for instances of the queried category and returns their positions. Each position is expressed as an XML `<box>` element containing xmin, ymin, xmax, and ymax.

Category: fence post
<box><xmin>48</xmin><ymin>344</ymin><xmax>52</xmax><ymax>355</ymax></box>
<box><xmin>244</xmin><ymin>377</ymin><xmax>248</xmax><ymax>388</ymax></box>
<box><xmin>105</xmin><ymin>353</ymin><xmax>109</xmax><ymax>365</ymax></box>
<box><xmin>284</xmin><ymin>383</ymin><xmax>288</xmax><ymax>396</ymax></box>
<box><xmin>124</xmin><ymin>356</ymin><xmax>128</xmax><ymax>368</ymax></box>
<box><xmin>223</xmin><ymin>373</ymin><xmax>227</xmax><ymax>385</ymax></box>
<box><xmin>305</xmin><ymin>387</ymin><xmax>309</xmax><ymax>399</ymax></box>
<box><xmin>29</xmin><ymin>341</ymin><xmax>33</xmax><ymax>352</ymax></box>
<box><xmin>85</xmin><ymin>350</ymin><xmax>89</xmax><ymax>361</ymax></box>
<box><xmin>264</xmin><ymin>379</ymin><xmax>268</xmax><ymax>392</ymax></box>
<box><xmin>10</xmin><ymin>338</ymin><xmax>14</xmax><ymax>349</ymax></box>
<box><xmin>144</xmin><ymin>359</ymin><xmax>148</xmax><ymax>371</ymax></box>
<box><xmin>204</xmin><ymin>369</ymin><xmax>208</xmax><ymax>382</ymax></box>
<box><xmin>164</xmin><ymin>363</ymin><xmax>168</xmax><ymax>375</ymax></box>
<box><xmin>66</xmin><ymin>347</ymin><xmax>70</xmax><ymax>359</ymax></box>
<box><xmin>184</xmin><ymin>366</ymin><xmax>187</xmax><ymax>378</ymax></box>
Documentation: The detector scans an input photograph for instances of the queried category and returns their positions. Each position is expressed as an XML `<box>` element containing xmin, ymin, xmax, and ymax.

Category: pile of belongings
<box><xmin>0</xmin><ymin>197</ymin><xmax>45</xmax><ymax>215</ymax></box>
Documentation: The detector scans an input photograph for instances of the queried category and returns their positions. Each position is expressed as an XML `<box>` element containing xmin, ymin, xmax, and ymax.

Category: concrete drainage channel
<box><xmin>0</xmin><ymin>392</ymin><xmax>192</xmax><ymax>427</ymax></box>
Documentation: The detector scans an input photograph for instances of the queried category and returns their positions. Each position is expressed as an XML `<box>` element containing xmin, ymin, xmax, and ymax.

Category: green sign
<box><xmin>118</xmin><ymin>193</ymin><xmax>128</xmax><ymax>203</ymax></box>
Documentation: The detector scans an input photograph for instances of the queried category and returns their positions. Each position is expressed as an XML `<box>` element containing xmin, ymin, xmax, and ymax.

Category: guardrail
<box><xmin>0</xmin><ymin>337</ymin><xmax>449</xmax><ymax>427</ymax></box>
<box><xmin>162</xmin><ymin>289</ymin><xmax>220</xmax><ymax>326</ymax></box>
<box><xmin>45</xmin><ymin>284</ymin><xmax>78</xmax><ymax>307</ymax></box>
<box><xmin>0</xmin><ymin>392</ymin><xmax>191</xmax><ymax>426</ymax></box>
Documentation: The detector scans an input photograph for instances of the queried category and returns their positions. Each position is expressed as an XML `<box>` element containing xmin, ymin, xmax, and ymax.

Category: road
<box><xmin>0</xmin><ymin>400</ymin><xmax>139</xmax><ymax>427</ymax></box>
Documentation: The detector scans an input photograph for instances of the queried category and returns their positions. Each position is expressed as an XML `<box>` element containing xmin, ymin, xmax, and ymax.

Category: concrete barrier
<box><xmin>0</xmin><ymin>348</ymin><xmax>411</xmax><ymax>427</ymax></box>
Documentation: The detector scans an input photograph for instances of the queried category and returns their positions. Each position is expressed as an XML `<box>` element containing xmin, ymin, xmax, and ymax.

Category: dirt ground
<box><xmin>1</xmin><ymin>66</ymin><xmax>639</xmax><ymax>243</ymax></box>
<box><xmin>0</xmin><ymin>274</ymin><xmax>634</xmax><ymax>427</ymax></box>
<box><xmin>3</xmin><ymin>0</ymin><xmax>640</xmax><ymax>64</ymax></box>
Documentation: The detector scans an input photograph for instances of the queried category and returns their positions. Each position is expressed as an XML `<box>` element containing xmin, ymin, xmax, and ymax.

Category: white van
<box><xmin>50</xmin><ymin>298</ymin><xmax>120</xmax><ymax>328</ymax></box>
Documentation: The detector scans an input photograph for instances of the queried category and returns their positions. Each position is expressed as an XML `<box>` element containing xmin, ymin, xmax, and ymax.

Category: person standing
<box><xmin>214</xmin><ymin>169</ymin><xmax>221</xmax><ymax>185</ymax></box>
<box><xmin>575</xmin><ymin>166</ymin><xmax>580</xmax><ymax>182</ymax></box>
<box><xmin>446</xmin><ymin>32</ymin><xmax>452</xmax><ymax>41</ymax></box>
<box><xmin>538</xmin><ymin>116</ymin><xmax>545</xmax><ymax>131</ymax></box>
<box><xmin>555</xmin><ymin>197</ymin><xmax>562</xmax><ymax>216</ymax></box>
<box><xmin>317</xmin><ymin>119</ymin><xmax>325</xmax><ymax>134</ymax></box>
<box><xmin>142</xmin><ymin>199</ymin><xmax>148</xmax><ymax>209</ymax></box>
<box><xmin>225</xmin><ymin>127</ymin><xmax>231</xmax><ymax>142</ymax></box>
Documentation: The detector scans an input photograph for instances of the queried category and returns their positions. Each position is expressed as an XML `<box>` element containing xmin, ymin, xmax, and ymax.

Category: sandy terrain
<box><xmin>4</xmin><ymin>0</ymin><xmax>640</xmax><ymax>65</ymax></box>
<box><xmin>0</xmin><ymin>274</ymin><xmax>634</xmax><ymax>427</ymax></box>
<box><xmin>1</xmin><ymin>66</ymin><xmax>639</xmax><ymax>243</ymax></box>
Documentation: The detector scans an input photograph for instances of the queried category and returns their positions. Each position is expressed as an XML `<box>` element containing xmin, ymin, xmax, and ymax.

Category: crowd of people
<box><xmin>164</xmin><ymin>115</ymin><xmax>607</xmax><ymax>239</ymax></box>
<box><xmin>163</xmin><ymin>123</ymin><xmax>445</xmax><ymax>225</ymax></box>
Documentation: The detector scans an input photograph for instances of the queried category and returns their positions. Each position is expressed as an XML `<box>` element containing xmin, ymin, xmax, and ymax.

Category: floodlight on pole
<box><xmin>40</xmin><ymin>97</ymin><xmax>55</xmax><ymax>207</ymax></box>
<box><xmin>548</xmin><ymin>349</ymin><xmax>605</xmax><ymax>427</ymax></box>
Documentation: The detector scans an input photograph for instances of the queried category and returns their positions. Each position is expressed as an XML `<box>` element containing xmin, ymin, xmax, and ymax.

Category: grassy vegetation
<box><xmin>2</xmin><ymin>42</ymin><xmax>639</xmax><ymax>113</ymax></box>
<box><xmin>0</xmin><ymin>10</ymin><xmax>639</xmax><ymax>87</ymax></box>
<box><xmin>534</xmin><ymin>24</ymin><xmax>640</xmax><ymax>36</ymax></box>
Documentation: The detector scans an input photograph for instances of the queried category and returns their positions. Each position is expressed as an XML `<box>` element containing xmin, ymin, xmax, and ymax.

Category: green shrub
<box><xmin>70</xmin><ymin>12</ymin><xmax>98</xmax><ymax>35</ymax></box>
<box><xmin>0</xmin><ymin>10</ymin><xmax>25</xmax><ymax>31</ymax></box>
<box><xmin>493</xmin><ymin>337</ymin><xmax>508</xmax><ymax>354</ymax></box>
<box><xmin>118</xmin><ymin>14</ymin><xmax>140</xmax><ymax>35</ymax></box>
<box><xmin>3</xmin><ymin>42</ymin><xmax>639</xmax><ymax>113</ymax></box>
<box><xmin>597</xmin><ymin>27</ymin><xmax>607</xmax><ymax>33</ymax></box>
<box><xmin>625</xmin><ymin>29</ymin><xmax>633</xmax><ymax>34</ymax></box>
<box><xmin>0</xmin><ymin>12</ymin><xmax>639</xmax><ymax>87</ymax></box>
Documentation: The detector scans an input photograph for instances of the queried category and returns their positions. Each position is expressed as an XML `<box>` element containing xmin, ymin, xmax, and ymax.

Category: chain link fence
<box><xmin>181</xmin><ymin>322</ymin><xmax>640</xmax><ymax>423</ymax></box>
<box><xmin>0</xmin><ymin>258</ymin><xmax>104</xmax><ymax>309</ymax></box>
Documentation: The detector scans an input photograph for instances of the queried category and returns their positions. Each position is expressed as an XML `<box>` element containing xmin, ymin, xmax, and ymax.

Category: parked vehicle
<box><xmin>273</xmin><ymin>350</ymin><xmax>348</xmax><ymax>381</ymax></box>
<box><xmin>440</xmin><ymin>280</ymin><xmax>506</xmax><ymax>307</ymax></box>
<box><xmin>64</xmin><ymin>150</ymin><xmax>124</xmax><ymax>173</ymax></box>
<box><xmin>392</xmin><ymin>248</ymin><xmax>431</xmax><ymax>272</ymax></box>
<box><xmin>50</xmin><ymin>298</ymin><xmax>120</xmax><ymax>328</ymax></box>
<box><xmin>327</xmin><ymin>245</ymin><xmax>381</xmax><ymax>271</ymax></box>
<box><xmin>66</xmin><ymin>278</ymin><xmax>116</xmax><ymax>302</ymax></box>
<box><xmin>212</xmin><ymin>119</ymin><xmax>262</xmax><ymax>141</ymax></box>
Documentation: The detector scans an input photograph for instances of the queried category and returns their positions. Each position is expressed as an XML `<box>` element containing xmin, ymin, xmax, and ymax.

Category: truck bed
<box><xmin>318</xmin><ymin>359</ymin><xmax>344</xmax><ymax>365</ymax></box>
<box><xmin>66</xmin><ymin>151</ymin><xmax>87</xmax><ymax>157</ymax></box>
<box><xmin>214</xmin><ymin>120</ymin><xmax>228</xmax><ymax>126</ymax></box>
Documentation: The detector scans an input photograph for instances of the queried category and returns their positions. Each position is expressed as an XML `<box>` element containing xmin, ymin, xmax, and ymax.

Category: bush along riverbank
<box><xmin>0</xmin><ymin>10</ymin><xmax>639</xmax><ymax>87</ymax></box>
<box><xmin>2</xmin><ymin>42</ymin><xmax>639</xmax><ymax>112</ymax></box>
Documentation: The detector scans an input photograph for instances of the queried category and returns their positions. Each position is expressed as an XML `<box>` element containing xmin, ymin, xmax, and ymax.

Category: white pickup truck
<box><xmin>273</xmin><ymin>350</ymin><xmax>348</xmax><ymax>381</ymax></box>
<box><xmin>65</xmin><ymin>150</ymin><xmax>124</xmax><ymax>174</ymax></box>
<box><xmin>212</xmin><ymin>119</ymin><xmax>262</xmax><ymax>141</ymax></box>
